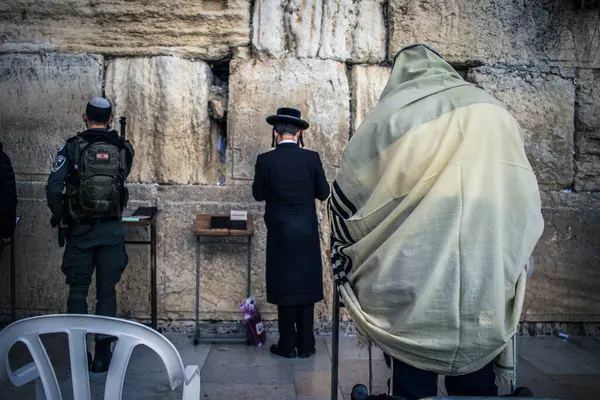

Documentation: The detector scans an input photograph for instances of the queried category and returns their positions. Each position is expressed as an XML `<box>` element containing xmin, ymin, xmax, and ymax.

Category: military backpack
<box><xmin>66</xmin><ymin>134</ymin><xmax>127</xmax><ymax>219</ymax></box>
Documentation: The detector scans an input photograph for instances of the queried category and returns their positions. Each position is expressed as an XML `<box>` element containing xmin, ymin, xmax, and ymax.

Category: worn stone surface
<box><xmin>0</xmin><ymin>1</ymin><xmax>250</xmax><ymax>59</ymax></box>
<box><xmin>0</xmin><ymin>53</ymin><xmax>103</xmax><ymax>180</ymax></box>
<box><xmin>0</xmin><ymin>184</ymin><xmax>67</xmax><ymax>314</ymax></box>
<box><xmin>350</xmin><ymin>65</ymin><xmax>391</xmax><ymax>134</ymax></box>
<box><xmin>105</xmin><ymin>57</ymin><xmax>219</xmax><ymax>185</ymax></box>
<box><xmin>315</xmin><ymin>201</ymin><xmax>333</xmax><ymax>322</ymax></box>
<box><xmin>155</xmin><ymin>185</ymin><xmax>333</xmax><ymax>322</ymax></box>
<box><xmin>467</xmin><ymin>67</ymin><xmax>575</xmax><ymax>190</ymax></box>
<box><xmin>389</xmin><ymin>0</ymin><xmax>600</xmax><ymax>67</ymax></box>
<box><xmin>209</xmin><ymin>84</ymin><xmax>228</xmax><ymax>121</ymax></box>
<box><xmin>155</xmin><ymin>185</ymin><xmax>267</xmax><ymax>321</ymax></box>
<box><xmin>575</xmin><ymin>69</ymin><xmax>600</xmax><ymax>190</ymax></box>
<box><xmin>228</xmin><ymin>57</ymin><xmax>350</xmax><ymax>182</ymax></box>
<box><xmin>523</xmin><ymin>192</ymin><xmax>600</xmax><ymax>322</ymax></box>
<box><xmin>252</xmin><ymin>0</ymin><xmax>386</xmax><ymax>63</ymax></box>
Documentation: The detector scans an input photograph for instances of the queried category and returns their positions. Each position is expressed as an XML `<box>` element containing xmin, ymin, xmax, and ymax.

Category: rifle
<box><xmin>119</xmin><ymin>116</ymin><xmax>127</xmax><ymax>151</ymax></box>
<box><xmin>118</xmin><ymin>117</ymin><xmax>128</xmax><ymax>213</ymax></box>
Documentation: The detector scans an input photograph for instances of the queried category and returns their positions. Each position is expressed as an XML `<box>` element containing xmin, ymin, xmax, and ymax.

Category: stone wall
<box><xmin>1</xmin><ymin>0</ymin><xmax>600</xmax><ymax>327</ymax></box>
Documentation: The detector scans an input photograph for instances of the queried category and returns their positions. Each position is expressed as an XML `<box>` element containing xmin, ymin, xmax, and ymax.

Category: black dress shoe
<box><xmin>270</xmin><ymin>344</ymin><xmax>296</xmax><ymax>358</ymax></box>
<box><xmin>297</xmin><ymin>347</ymin><xmax>316</xmax><ymax>358</ymax></box>
<box><xmin>91</xmin><ymin>339</ymin><xmax>114</xmax><ymax>373</ymax></box>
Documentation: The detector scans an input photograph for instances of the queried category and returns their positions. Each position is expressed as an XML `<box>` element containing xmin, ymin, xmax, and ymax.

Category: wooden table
<box><xmin>193</xmin><ymin>214</ymin><xmax>254</xmax><ymax>345</ymax></box>
<box><xmin>124</xmin><ymin>211</ymin><xmax>161</xmax><ymax>330</ymax></box>
<box><xmin>4</xmin><ymin>217</ymin><xmax>20</xmax><ymax>322</ymax></box>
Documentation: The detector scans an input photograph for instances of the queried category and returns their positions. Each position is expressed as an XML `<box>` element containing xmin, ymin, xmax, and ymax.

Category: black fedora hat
<box><xmin>266</xmin><ymin>107</ymin><xmax>310</xmax><ymax>130</ymax></box>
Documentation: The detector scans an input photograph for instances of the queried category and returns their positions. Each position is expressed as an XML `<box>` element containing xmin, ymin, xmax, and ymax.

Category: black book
<box><xmin>210</xmin><ymin>216</ymin><xmax>230</xmax><ymax>230</ymax></box>
<box><xmin>210</xmin><ymin>216</ymin><xmax>248</xmax><ymax>231</ymax></box>
<box><xmin>230</xmin><ymin>220</ymin><xmax>247</xmax><ymax>231</ymax></box>
<box><xmin>133</xmin><ymin>207</ymin><xmax>158</xmax><ymax>219</ymax></box>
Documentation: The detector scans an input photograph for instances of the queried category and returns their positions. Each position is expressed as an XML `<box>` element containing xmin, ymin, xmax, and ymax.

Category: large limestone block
<box><xmin>575</xmin><ymin>69</ymin><xmax>600</xmax><ymax>190</ymax></box>
<box><xmin>228</xmin><ymin>58</ymin><xmax>350</xmax><ymax>181</ymax></box>
<box><xmin>389</xmin><ymin>0</ymin><xmax>600</xmax><ymax>67</ymax></box>
<box><xmin>155</xmin><ymin>185</ymin><xmax>268</xmax><ymax>321</ymax></box>
<box><xmin>252</xmin><ymin>0</ymin><xmax>386</xmax><ymax>63</ymax></box>
<box><xmin>0</xmin><ymin>1</ymin><xmax>250</xmax><ymax>59</ymax></box>
<box><xmin>523</xmin><ymin>192</ymin><xmax>600</xmax><ymax>322</ymax></box>
<box><xmin>0</xmin><ymin>182</ymin><xmax>66</xmax><ymax>315</ymax></box>
<box><xmin>351</xmin><ymin>65</ymin><xmax>391</xmax><ymax>134</ymax></box>
<box><xmin>468</xmin><ymin>67</ymin><xmax>575</xmax><ymax>190</ymax></box>
<box><xmin>155</xmin><ymin>185</ymin><xmax>333</xmax><ymax>322</ymax></box>
<box><xmin>106</xmin><ymin>57</ymin><xmax>219</xmax><ymax>185</ymax></box>
<box><xmin>0</xmin><ymin>54</ymin><xmax>103</xmax><ymax>179</ymax></box>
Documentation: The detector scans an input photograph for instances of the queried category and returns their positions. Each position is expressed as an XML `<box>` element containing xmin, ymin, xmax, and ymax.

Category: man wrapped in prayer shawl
<box><xmin>328</xmin><ymin>44</ymin><xmax>544</xmax><ymax>399</ymax></box>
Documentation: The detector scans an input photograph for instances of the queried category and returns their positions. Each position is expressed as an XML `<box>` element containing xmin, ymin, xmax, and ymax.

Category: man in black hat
<box><xmin>252</xmin><ymin>107</ymin><xmax>330</xmax><ymax>358</ymax></box>
<box><xmin>46</xmin><ymin>97</ymin><xmax>134</xmax><ymax>373</ymax></box>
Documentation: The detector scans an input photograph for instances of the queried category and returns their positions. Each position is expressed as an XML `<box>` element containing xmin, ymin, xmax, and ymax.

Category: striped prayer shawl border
<box><xmin>328</xmin><ymin>180</ymin><xmax>358</xmax><ymax>291</ymax></box>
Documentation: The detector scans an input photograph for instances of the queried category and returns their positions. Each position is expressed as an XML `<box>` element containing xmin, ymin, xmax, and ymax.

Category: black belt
<box><xmin>76</xmin><ymin>216</ymin><xmax>120</xmax><ymax>225</ymax></box>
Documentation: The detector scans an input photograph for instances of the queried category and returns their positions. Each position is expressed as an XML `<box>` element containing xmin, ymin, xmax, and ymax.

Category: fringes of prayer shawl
<box><xmin>493</xmin><ymin>337</ymin><xmax>516</xmax><ymax>387</ymax></box>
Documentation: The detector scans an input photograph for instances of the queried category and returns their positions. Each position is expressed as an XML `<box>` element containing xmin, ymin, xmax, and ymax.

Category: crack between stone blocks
<box><xmin>315</xmin><ymin>0</ymin><xmax>326</xmax><ymax>59</ymax></box>
<box><xmin>282</xmin><ymin>0</ymin><xmax>296</xmax><ymax>55</ymax></box>
<box><xmin>573</xmin><ymin>67</ymin><xmax>582</xmax><ymax>192</ymax></box>
<box><xmin>101</xmin><ymin>56</ymin><xmax>116</xmax><ymax>103</ymax></box>
<box><xmin>345</xmin><ymin>62</ymin><xmax>354</xmax><ymax>140</ymax></box>
<box><xmin>349</xmin><ymin>1</ymin><xmax>359</xmax><ymax>57</ymax></box>
<box><xmin>248</xmin><ymin>0</ymin><xmax>256</xmax><ymax>57</ymax></box>
<box><xmin>383</xmin><ymin>0</ymin><xmax>390</xmax><ymax>63</ymax></box>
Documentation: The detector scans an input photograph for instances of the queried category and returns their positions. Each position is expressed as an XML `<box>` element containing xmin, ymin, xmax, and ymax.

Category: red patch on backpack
<box><xmin>96</xmin><ymin>152</ymin><xmax>110</xmax><ymax>160</ymax></box>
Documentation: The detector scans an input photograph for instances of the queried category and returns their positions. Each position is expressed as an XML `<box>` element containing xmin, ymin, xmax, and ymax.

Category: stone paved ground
<box><xmin>1</xmin><ymin>333</ymin><xmax>599</xmax><ymax>399</ymax></box>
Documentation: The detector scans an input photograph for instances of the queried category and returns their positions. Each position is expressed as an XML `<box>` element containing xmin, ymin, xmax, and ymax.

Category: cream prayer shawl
<box><xmin>328</xmin><ymin>44</ymin><xmax>544</xmax><ymax>383</ymax></box>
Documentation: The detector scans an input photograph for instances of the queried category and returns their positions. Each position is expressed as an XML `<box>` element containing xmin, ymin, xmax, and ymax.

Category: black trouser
<box><xmin>384</xmin><ymin>354</ymin><xmax>498</xmax><ymax>400</ymax></box>
<box><xmin>61</xmin><ymin>220</ymin><xmax>128</xmax><ymax>320</ymax></box>
<box><xmin>277</xmin><ymin>304</ymin><xmax>315</xmax><ymax>353</ymax></box>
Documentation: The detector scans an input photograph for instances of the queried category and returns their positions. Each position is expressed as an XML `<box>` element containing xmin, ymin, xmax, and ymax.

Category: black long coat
<box><xmin>252</xmin><ymin>143</ymin><xmax>330</xmax><ymax>306</ymax></box>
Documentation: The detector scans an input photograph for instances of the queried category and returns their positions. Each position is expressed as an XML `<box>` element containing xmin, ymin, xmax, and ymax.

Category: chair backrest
<box><xmin>0</xmin><ymin>314</ymin><xmax>190</xmax><ymax>400</ymax></box>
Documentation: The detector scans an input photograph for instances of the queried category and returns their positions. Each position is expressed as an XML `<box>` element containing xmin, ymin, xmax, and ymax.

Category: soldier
<box><xmin>46</xmin><ymin>97</ymin><xmax>134</xmax><ymax>373</ymax></box>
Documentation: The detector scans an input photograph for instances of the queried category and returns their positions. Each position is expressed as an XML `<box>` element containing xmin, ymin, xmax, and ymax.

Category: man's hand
<box><xmin>50</xmin><ymin>214</ymin><xmax>61</xmax><ymax>228</ymax></box>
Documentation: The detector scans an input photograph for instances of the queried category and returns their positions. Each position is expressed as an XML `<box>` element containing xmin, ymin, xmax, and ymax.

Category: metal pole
<box><xmin>194</xmin><ymin>236</ymin><xmax>201</xmax><ymax>345</ymax></box>
<box><xmin>10</xmin><ymin>233</ymin><xmax>16</xmax><ymax>322</ymax></box>
<box><xmin>246</xmin><ymin>237</ymin><xmax>252</xmax><ymax>297</ymax></box>
<box><xmin>151</xmin><ymin>221</ymin><xmax>158</xmax><ymax>330</ymax></box>
<box><xmin>331</xmin><ymin>284</ymin><xmax>340</xmax><ymax>400</ymax></box>
<box><xmin>246</xmin><ymin>237</ymin><xmax>253</xmax><ymax>343</ymax></box>
<box><xmin>512</xmin><ymin>333</ymin><xmax>518</xmax><ymax>393</ymax></box>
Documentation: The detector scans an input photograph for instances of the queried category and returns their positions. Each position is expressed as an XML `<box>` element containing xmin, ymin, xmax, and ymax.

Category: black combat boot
<box><xmin>91</xmin><ymin>338</ymin><xmax>114</xmax><ymax>373</ymax></box>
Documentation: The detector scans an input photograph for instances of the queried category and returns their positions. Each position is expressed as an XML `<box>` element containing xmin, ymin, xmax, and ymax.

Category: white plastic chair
<box><xmin>0</xmin><ymin>314</ymin><xmax>200</xmax><ymax>400</ymax></box>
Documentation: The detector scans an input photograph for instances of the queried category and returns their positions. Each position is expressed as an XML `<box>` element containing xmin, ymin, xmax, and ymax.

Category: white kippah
<box><xmin>88</xmin><ymin>97</ymin><xmax>111</xmax><ymax>109</ymax></box>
